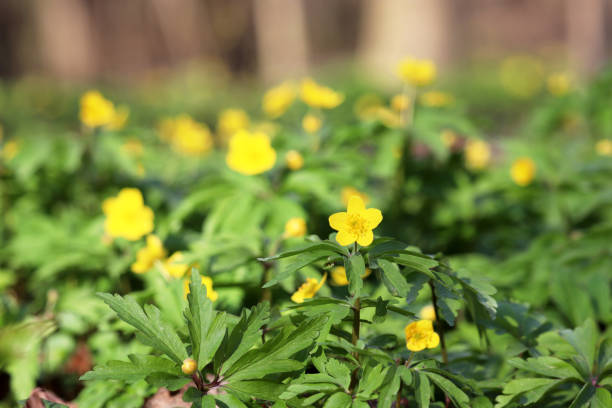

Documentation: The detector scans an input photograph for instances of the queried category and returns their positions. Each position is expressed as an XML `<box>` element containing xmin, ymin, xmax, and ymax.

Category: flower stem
<box><xmin>428</xmin><ymin>281</ymin><xmax>448</xmax><ymax>364</ymax></box>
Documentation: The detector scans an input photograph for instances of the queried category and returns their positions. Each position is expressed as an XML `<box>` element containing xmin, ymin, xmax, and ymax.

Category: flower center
<box><xmin>347</xmin><ymin>214</ymin><xmax>368</xmax><ymax>236</ymax></box>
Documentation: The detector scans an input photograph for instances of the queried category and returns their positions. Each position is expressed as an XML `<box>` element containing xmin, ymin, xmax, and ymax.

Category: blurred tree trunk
<box><xmin>566</xmin><ymin>0</ymin><xmax>607</xmax><ymax>76</ymax></box>
<box><xmin>359</xmin><ymin>0</ymin><xmax>456</xmax><ymax>80</ymax></box>
<box><xmin>34</xmin><ymin>0</ymin><xmax>97</xmax><ymax>80</ymax></box>
<box><xmin>253</xmin><ymin>0</ymin><xmax>309</xmax><ymax>83</ymax></box>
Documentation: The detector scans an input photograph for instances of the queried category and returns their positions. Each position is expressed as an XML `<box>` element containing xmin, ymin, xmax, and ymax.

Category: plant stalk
<box><xmin>348</xmin><ymin>296</ymin><xmax>361</xmax><ymax>393</ymax></box>
<box><xmin>428</xmin><ymin>280</ymin><xmax>448</xmax><ymax>364</ymax></box>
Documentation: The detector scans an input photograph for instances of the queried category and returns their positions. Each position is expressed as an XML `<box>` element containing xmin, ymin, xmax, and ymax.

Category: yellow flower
<box><xmin>391</xmin><ymin>94</ymin><xmax>410</xmax><ymax>112</ymax></box>
<box><xmin>1</xmin><ymin>140</ymin><xmax>19</xmax><ymax>161</ymax></box>
<box><xmin>341</xmin><ymin>187</ymin><xmax>369</xmax><ymax>207</ymax></box>
<box><xmin>330</xmin><ymin>266</ymin><xmax>372</xmax><ymax>286</ymax></box>
<box><xmin>162</xmin><ymin>252</ymin><xmax>189</xmax><ymax>278</ymax></box>
<box><xmin>226</xmin><ymin>130</ymin><xmax>276</xmax><ymax>175</ymax></box>
<box><xmin>170</xmin><ymin>115</ymin><xmax>213</xmax><ymax>156</ymax></box>
<box><xmin>397</xmin><ymin>58</ymin><xmax>436</xmax><ymax>87</ymax></box>
<box><xmin>181</xmin><ymin>358</ymin><xmax>197</xmax><ymax>375</ymax></box>
<box><xmin>284</xmin><ymin>217</ymin><xmax>307</xmax><ymax>238</ymax></box>
<box><xmin>420</xmin><ymin>91</ymin><xmax>454</xmax><ymax>107</ymax></box>
<box><xmin>218</xmin><ymin>108</ymin><xmax>250</xmax><ymax>139</ymax></box>
<box><xmin>102</xmin><ymin>188</ymin><xmax>154</xmax><ymax>241</ymax></box>
<box><xmin>547</xmin><ymin>73</ymin><xmax>571</xmax><ymax>97</ymax></box>
<box><xmin>122</xmin><ymin>139</ymin><xmax>143</xmax><ymax>157</ymax></box>
<box><xmin>440</xmin><ymin>129</ymin><xmax>457</xmax><ymax>149</ymax></box>
<box><xmin>511</xmin><ymin>157</ymin><xmax>536</xmax><ymax>186</ymax></box>
<box><xmin>300</xmin><ymin>78</ymin><xmax>344</xmax><ymax>109</ymax></box>
<box><xmin>263</xmin><ymin>82</ymin><xmax>295</xmax><ymax>118</ymax></box>
<box><xmin>302</xmin><ymin>114</ymin><xmax>322</xmax><ymax>133</ymax></box>
<box><xmin>79</xmin><ymin>90</ymin><xmax>116</xmax><ymax>128</ymax></box>
<box><xmin>184</xmin><ymin>276</ymin><xmax>218</xmax><ymax>301</ymax></box>
<box><xmin>285</xmin><ymin>150</ymin><xmax>304</xmax><ymax>170</ymax></box>
<box><xmin>419</xmin><ymin>305</ymin><xmax>437</xmax><ymax>321</ymax></box>
<box><xmin>374</xmin><ymin>107</ymin><xmax>401</xmax><ymax>128</ymax></box>
<box><xmin>464</xmin><ymin>139</ymin><xmax>491</xmax><ymax>170</ymax></box>
<box><xmin>329</xmin><ymin>195</ymin><xmax>382</xmax><ymax>247</ymax></box>
<box><xmin>291</xmin><ymin>273</ymin><xmax>327</xmax><ymax>303</ymax></box>
<box><xmin>131</xmin><ymin>235</ymin><xmax>166</xmax><ymax>274</ymax></box>
<box><xmin>405</xmin><ymin>320</ymin><xmax>440</xmax><ymax>352</ymax></box>
<box><xmin>596</xmin><ymin>139</ymin><xmax>612</xmax><ymax>156</ymax></box>
<box><xmin>107</xmin><ymin>105</ymin><xmax>130</xmax><ymax>130</ymax></box>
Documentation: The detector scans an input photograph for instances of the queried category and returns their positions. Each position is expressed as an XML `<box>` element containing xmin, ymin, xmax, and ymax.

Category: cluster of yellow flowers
<box><xmin>79</xmin><ymin>90</ymin><xmax>129</xmax><ymax>130</ymax></box>
<box><xmin>158</xmin><ymin>114</ymin><xmax>213</xmax><ymax>156</ymax></box>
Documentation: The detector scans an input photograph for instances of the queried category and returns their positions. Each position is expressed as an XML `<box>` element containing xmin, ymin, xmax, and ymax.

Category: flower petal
<box><xmin>356</xmin><ymin>230</ymin><xmax>374</xmax><ymax>247</ymax></box>
<box><xmin>406</xmin><ymin>338</ymin><xmax>426</xmax><ymax>352</ymax></box>
<box><xmin>336</xmin><ymin>230</ymin><xmax>356</xmax><ymax>246</ymax></box>
<box><xmin>315</xmin><ymin>273</ymin><xmax>328</xmax><ymax>291</ymax></box>
<box><xmin>427</xmin><ymin>332</ymin><xmax>440</xmax><ymax>349</ymax></box>
<box><xmin>363</xmin><ymin>208</ymin><xmax>383</xmax><ymax>229</ymax></box>
<box><xmin>347</xmin><ymin>195</ymin><xmax>365</xmax><ymax>214</ymax></box>
<box><xmin>329</xmin><ymin>212</ymin><xmax>348</xmax><ymax>231</ymax></box>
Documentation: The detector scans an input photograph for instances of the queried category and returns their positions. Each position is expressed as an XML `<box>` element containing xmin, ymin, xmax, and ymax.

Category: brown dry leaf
<box><xmin>24</xmin><ymin>387</ymin><xmax>77</xmax><ymax>408</ymax></box>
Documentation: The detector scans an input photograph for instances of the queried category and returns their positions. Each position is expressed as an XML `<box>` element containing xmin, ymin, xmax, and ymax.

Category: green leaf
<box><xmin>325</xmin><ymin>359</ymin><xmax>351</xmax><ymax>390</ymax></box>
<box><xmin>385</xmin><ymin>251</ymin><xmax>437</xmax><ymax>276</ymax></box>
<box><xmin>345</xmin><ymin>254</ymin><xmax>365</xmax><ymax>297</ymax></box>
<box><xmin>97</xmin><ymin>293</ymin><xmax>187</xmax><ymax>363</ymax></box>
<box><xmin>560</xmin><ymin>319</ymin><xmax>598</xmax><ymax>376</ymax></box>
<box><xmin>42</xmin><ymin>400</ymin><xmax>69</xmax><ymax>408</ymax></box>
<box><xmin>80</xmin><ymin>354</ymin><xmax>179</xmax><ymax>382</ymax></box>
<box><xmin>414</xmin><ymin>371</ymin><xmax>431</xmax><ymax>408</ymax></box>
<box><xmin>264</xmin><ymin>250</ymin><xmax>333</xmax><ymax>288</ymax></box>
<box><xmin>214</xmin><ymin>394</ymin><xmax>249</xmax><ymax>408</ymax></box>
<box><xmin>592</xmin><ymin>388</ymin><xmax>612</xmax><ymax>408</ymax></box>
<box><xmin>225</xmin><ymin>380</ymin><xmax>287</xmax><ymax>402</ymax></box>
<box><xmin>424</xmin><ymin>371</ymin><xmax>470</xmax><ymax>408</ymax></box>
<box><xmin>226</xmin><ymin>359</ymin><xmax>303</xmax><ymax>382</ymax></box>
<box><xmin>356</xmin><ymin>364</ymin><xmax>387</xmax><ymax>397</ymax></box>
<box><xmin>507</xmin><ymin>357</ymin><xmax>583</xmax><ymax>381</ymax></box>
<box><xmin>568</xmin><ymin>383</ymin><xmax>595</xmax><ymax>408</ymax></box>
<box><xmin>202</xmin><ymin>395</ymin><xmax>216</xmax><ymax>408</ymax></box>
<box><xmin>378</xmin><ymin>259</ymin><xmax>409</xmax><ymax>297</ymax></box>
<box><xmin>258</xmin><ymin>242</ymin><xmax>348</xmax><ymax>261</ymax></box>
<box><xmin>145</xmin><ymin>372</ymin><xmax>191</xmax><ymax>391</ymax></box>
<box><xmin>323</xmin><ymin>392</ymin><xmax>352</xmax><ymax>408</ymax></box>
<box><xmin>186</xmin><ymin>269</ymin><xmax>214</xmax><ymax>368</ymax></box>
<box><xmin>398</xmin><ymin>365</ymin><xmax>412</xmax><ymax>386</ymax></box>
<box><xmin>378</xmin><ymin>366</ymin><xmax>401</xmax><ymax>408</ymax></box>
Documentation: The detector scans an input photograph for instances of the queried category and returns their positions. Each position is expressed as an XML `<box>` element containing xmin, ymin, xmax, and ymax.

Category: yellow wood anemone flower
<box><xmin>405</xmin><ymin>319</ymin><xmax>440</xmax><ymax>352</ymax></box>
<box><xmin>131</xmin><ymin>235</ymin><xmax>166</xmax><ymax>274</ymax></box>
<box><xmin>419</xmin><ymin>305</ymin><xmax>437</xmax><ymax>322</ymax></box>
<box><xmin>300</xmin><ymin>78</ymin><xmax>344</xmax><ymax>109</ymax></box>
<box><xmin>302</xmin><ymin>114</ymin><xmax>322</xmax><ymax>133</ymax></box>
<box><xmin>226</xmin><ymin>130</ymin><xmax>277</xmax><ymax>175</ymax></box>
<box><xmin>285</xmin><ymin>150</ymin><xmax>304</xmax><ymax>171</ymax></box>
<box><xmin>330</xmin><ymin>266</ymin><xmax>372</xmax><ymax>286</ymax></box>
<box><xmin>80</xmin><ymin>90</ymin><xmax>116</xmax><ymax>128</ymax></box>
<box><xmin>263</xmin><ymin>82</ymin><xmax>296</xmax><ymax>118</ymax></box>
<box><xmin>102</xmin><ymin>188</ymin><xmax>154</xmax><ymax>241</ymax></box>
<box><xmin>162</xmin><ymin>252</ymin><xmax>189</xmax><ymax>278</ymax></box>
<box><xmin>184</xmin><ymin>276</ymin><xmax>218</xmax><ymax>301</ymax></box>
<box><xmin>397</xmin><ymin>58</ymin><xmax>436</xmax><ymax>87</ymax></box>
<box><xmin>291</xmin><ymin>273</ymin><xmax>327</xmax><ymax>303</ymax></box>
<box><xmin>329</xmin><ymin>195</ymin><xmax>382</xmax><ymax>247</ymax></box>
<box><xmin>511</xmin><ymin>157</ymin><xmax>536</xmax><ymax>187</ymax></box>
<box><xmin>218</xmin><ymin>108</ymin><xmax>250</xmax><ymax>140</ymax></box>
<box><xmin>464</xmin><ymin>139</ymin><xmax>491</xmax><ymax>170</ymax></box>
<box><xmin>170</xmin><ymin>115</ymin><xmax>213</xmax><ymax>156</ymax></box>
<box><xmin>284</xmin><ymin>217</ymin><xmax>307</xmax><ymax>238</ymax></box>
<box><xmin>391</xmin><ymin>94</ymin><xmax>411</xmax><ymax>112</ymax></box>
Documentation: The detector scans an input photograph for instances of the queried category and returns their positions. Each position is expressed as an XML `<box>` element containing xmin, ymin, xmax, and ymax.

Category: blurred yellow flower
<box><xmin>419</xmin><ymin>305</ymin><xmax>437</xmax><ymax>321</ymax></box>
<box><xmin>464</xmin><ymin>139</ymin><xmax>491</xmax><ymax>170</ymax></box>
<box><xmin>391</xmin><ymin>94</ymin><xmax>411</xmax><ymax>112</ymax></box>
<box><xmin>375</xmin><ymin>107</ymin><xmax>401</xmax><ymax>128</ymax></box>
<box><xmin>329</xmin><ymin>195</ymin><xmax>382</xmax><ymax>247</ymax></box>
<box><xmin>218</xmin><ymin>108</ymin><xmax>250</xmax><ymax>139</ymax></box>
<box><xmin>226</xmin><ymin>130</ymin><xmax>276</xmax><ymax>175</ymax></box>
<box><xmin>511</xmin><ymin>157</ymin><xmax>536</xmax><ymax>186</ymax></box>
<box><xmin>440</xmin><ymin>129</ymin><xmax>457</xmax><ymax>149</ymax></box>
<box><xmin>302</xmin><ymin>114</ymin><xmax>322</xmax><ymax>133</ymax></box>
<box><xmin>285</xmin><ymin>150</ymin><xmax>304</xmax><ymax>170</ymax></box>
<box><xmin>329</xmin><ymin>265</ymin><xmax>371</xmax><ymax>286</ymax></box>
<box><xmin>284</xmin><ymin>217</ymin><xmax>307</xmax><ymax>238</ymax></box>
<box><xmin>291</xmin><ymin>273</ymin><xmax>327</xmax><ymax>303</ymax></box>
<box><xmin>122</xmin><ymin>139</ymin><xmax>143</xmax><ymax>157</ymax></box>
<box><xmin>1</xmin><ymin>140</ymin><xmax>19</xmax><ymax>161</ymax></box>
<box><xmin>405</xmin><ymin>320</ymin><xmax>440</xmax><ymax>352</ymax></box>
<box><xmin>102</xmin><ymin>188</ymin><xmax>154</xmax><ymax>241</ymax></box>
<box><xmin>163</xmin><ymin>252</ymin><xmax>188</xmax><ymax>278</ymax></box>
<box><xmin>547</xmin><ymin>73</ymin><xmax>571</xmax><ymax>97</ymax></box>
<box><xmin>596</xmin><ymin>139</ymin><xmax>612</xmax><ymax>156</ymax></box>
<box><xmin>420</xmin><ymin>91</ymin><xmax>454</xmax><ymax>107</ymax></box>
<box><xmin>107</xmin><ymin>105</ymin><xmax>130</xmax><ymax>131</ymax></box>
<box><xmin>184</xmin><ymin>275</ymin><xmax>218</xmax><ymax>301</ymax></box>
<box><xmin>131</xmin><ymin>235</ymin><xmax>166</xmax><ymax>274</ymax></box>
<box><xmin>354</xmin><ymin>94</ymin><xmax>383</xmax><ymax>120</ymax></box>
<box><xmin>397</xmin><ymin>58</ymin><xmax>436</xmax><ymax>87</ymax></box>
<box><xmin>341</xmin><ymin>187</ymin><xmax>369</xmax><ymax>207</ymax></box>
<box><xmin>300</xmin><ymin>78</ymin><xmax>344</xmax><ymax>109</ymax></box>
<box><xmin>157</xmin><ymin>117</ymin><xmax>177</xmax><ymax>142</ymax></box>
<box><xmin>263</xmin><ymin>82</ymin><xmax>295</xmax><ymax>118</ymax></box>
<box><xmin>80</xmin><ymin>90</ymin><xmax>116</xmax><ymax>128</ymax></box>
<box><xmin>170</xmin><ymin>115</ymin><xmax>213</xmax><ymax>156</ymax></box>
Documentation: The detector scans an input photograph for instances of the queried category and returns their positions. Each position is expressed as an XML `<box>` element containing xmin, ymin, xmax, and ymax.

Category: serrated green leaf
<box><xmin>568</xmin><ymin>382</ymin><xmax>595</xmax><ymax>408</ymax></box>
<box><xmin>507</xmin><ymin>356</ymin><xmax>583</xmax><ymax>380</ymax></box>
<box><xmin>560</xmin><ymin>319</ymin><xmax>598</xmax><ymax>376</ymax></box>
<box><xmin>264</xmin><ymin>250</ymin><xmax>333</xmax><ymax>288</ymax></box>
<box><xmin>258</xmin><ymin>242</ymin><xmax>348</xmax><ymax>262</ymax></box>
<box><xmin>424</xmin><ymin>371</ymin><xmax>470</xmax><ymax>408</ymax></box>
<box><xmin>323</xmin><ymin>391</ymin><xmax>352</xmax><ymax>408</ymax></box>
<box><xmin>186</xmin><ymin>269</ymin><xmax>214</xmax><ymax>369</ymax></box>
<box><xmin>97</xmin><ymin>293</ymin><xmax>187</xmax><ymax>363</ymax></box>
<box><xmin>80</xmin><ymin>354</ymin><xmax>178</xmax><ymax>382</ymax></box>
<box><xmin>378</xmin><ymin>258</ymin><xmax>409</xmax><ymax>297</ymax></box>
<box><xmin>345</xmin><ymin>254</ymin><xmax>365</xmax><ymax>297</ymax></box>
<box><xmin>378</xmin><ymin>365</ymin><xmax>400</xmax><ymax>408</ymax></box>
<box><xmin>325</xmin><ymin>359</ymin><xmax>351</xmax><ymax>390</ymax></box>
<box><xmin>592</xmin><ymin>388</ymin><xmax>612</xmax><ymax>408</ymax></box>
<box><xmin>225</xmin><ymin>380</ymin><xmax>287</xmax><ymax>402</ymax></box>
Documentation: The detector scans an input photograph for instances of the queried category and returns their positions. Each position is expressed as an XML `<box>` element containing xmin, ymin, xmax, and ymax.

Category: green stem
<box><xmin>348</xmin><ymin>297</ymin><xmax>361</xmax><ymax>393</ymax></box>
<box><xmin>428</xmin><ymin>281</ymin><xmax>448</xmax><ymax>365</ymax></box>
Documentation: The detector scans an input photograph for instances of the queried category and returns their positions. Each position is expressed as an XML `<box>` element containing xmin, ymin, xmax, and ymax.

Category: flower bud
<box><xmin>181</xmin><ymin>358</ymin><xmax>197</xmax><ymax>375</ymax></box>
